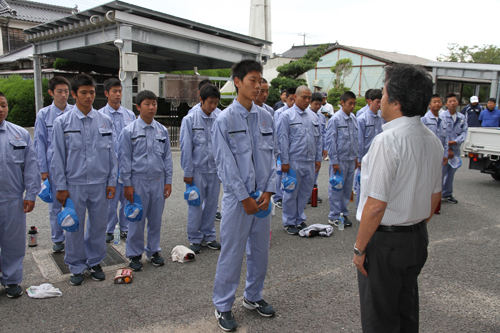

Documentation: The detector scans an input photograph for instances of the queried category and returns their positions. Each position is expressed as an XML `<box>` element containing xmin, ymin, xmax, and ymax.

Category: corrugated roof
<box><xmin>281</xmin><ymin>43</ymin><xmax>431</xmax><ymax>66</ymax></box>
<box><xmin>0</xmin><ymin>0</ymin><xmax>73</xmax><ymax>23</ymax></box>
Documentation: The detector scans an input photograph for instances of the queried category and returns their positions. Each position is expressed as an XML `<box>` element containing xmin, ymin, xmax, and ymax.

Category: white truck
<box><xmin>463</xmin><ymin>127</ymin><xmax>500</xmax><ymax>180</ymax></box>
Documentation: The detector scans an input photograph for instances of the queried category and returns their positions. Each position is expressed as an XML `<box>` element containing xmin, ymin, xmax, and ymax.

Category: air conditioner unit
<box><xmin>313</xmin><ymin>79</ymin><xmax>323</xmax><ymax>89</ymax></box>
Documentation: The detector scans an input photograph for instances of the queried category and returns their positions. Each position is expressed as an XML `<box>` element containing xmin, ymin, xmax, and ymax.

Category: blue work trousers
<box><xmin>328</xmin><ymin>160</ymin><xmax>356</xmax><ymax>220</ymax></box>
<box><xmin>213</xmin><ymin>193</ymin><xmax>271</xmax><ymax>312</ymax></box>
<box><xmin>282</xmin><ymin>160</ymin><xmax>315</xmax><ymax>227</ymax></box>
<box><xmin>106</xmin><ymin>182</ymin><xmax>128</xmax><ymax>234</ymax></box>
<box><xmin>125</xmin><ymin>178</ymin><xmax>165</xmax><ymax>258</ymax></box>
<box><xmin>49</xmin><ymin>177</ymin><xmax>64</xmax><ymax>243</ymax></box>
<box><xmin>0</xmin><ymin>199</ymin><xmax>25</xmax><ymax>285</ymax></box>
<box><xmin>64</xmin><ymin>183</ymin><xmax>108</xmax><ymax>274</ymax></box>
<box><xmin>354</xmin><ymin>168</ymin><xmax>361</xmax><ymax>209</ymax></box>
<box><xmin>442</xmin><ymin>164</ymin><xmax>456</xmax><ymax>197</ymax></box>
<box><xmin>187</xmin><ymin>172</ymin><xmax>220</xmax><ymax>244</ymax></box>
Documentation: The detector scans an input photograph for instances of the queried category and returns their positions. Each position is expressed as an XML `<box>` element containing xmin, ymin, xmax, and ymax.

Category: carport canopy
<box><xmin>24</xmin><ymin>0</ymin><xmax>272</xmax><ymax>111</ymax></box>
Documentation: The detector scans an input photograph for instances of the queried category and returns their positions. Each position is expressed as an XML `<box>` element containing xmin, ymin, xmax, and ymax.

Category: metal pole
<box><xmin>33</xmin><ymin>54</ymin><xmax>43</xmax><ymax>114</ymax></box>
<box><xmin>121</xmin><ymin>25</ymin><xmax>133</xmax><ymax>111</ymax></box>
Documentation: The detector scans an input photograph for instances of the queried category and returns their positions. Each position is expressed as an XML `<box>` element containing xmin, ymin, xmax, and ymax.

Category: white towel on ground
<box><xmin>298</xmin><ymin>224</ymin><xmax>333</xmax><ymax>237</ymax></box>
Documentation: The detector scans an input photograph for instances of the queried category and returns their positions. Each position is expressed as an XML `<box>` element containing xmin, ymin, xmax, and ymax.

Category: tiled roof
<box><xmin>0</xmin><ymin>0</ymin><xmax>73</xmax><ymax>23</ymax></box>
<box><xmin>281</xmin><ymin>43</ymin><xmax>431</xmax><ymax>66</ymax></box>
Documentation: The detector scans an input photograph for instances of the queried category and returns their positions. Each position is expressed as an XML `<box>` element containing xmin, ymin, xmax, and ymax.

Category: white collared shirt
<box><xmin>356</xmin><ymin>116</ymin><xmax>443</xmax><ymax>226</ymax></box>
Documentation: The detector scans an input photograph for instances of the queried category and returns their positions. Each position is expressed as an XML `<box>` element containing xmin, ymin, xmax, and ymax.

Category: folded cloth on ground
<box><xmin>171</xmin><ymin>245</ymin><xmax>196</xmax><ymax>263</ymax></box>
<box><xmin>26</xmin><ymin>283</ymin><xmax>62</xmax><ymax>298</ymax></box>
<box><xmin>298</xmin><ymin>223</ymin><xmax>333</xmax><ymax>237</ymax></box>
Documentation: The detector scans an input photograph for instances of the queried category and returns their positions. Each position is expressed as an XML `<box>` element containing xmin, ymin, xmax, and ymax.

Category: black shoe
<box><xmin>297</xmin><ymin>222</ymin><xmax>307</xmax><ymax>231</ymax></box>
<box><xmin>87</xmin><ymin>264</ymin><xmax>105</xmax><ymax>281</ymax></box>
<box><xmin>129</xmin><ymin>255</ymin><xmax>143</xmax><ymax>271</ymax></box>
<box><xmin>215</xmin><ymin>309</ymin><xmax>237</xmax><ymax>332</ymax></box>
<box><xmin>190</xmin><ymin>243</ymin><xmax>202</xmax><ymax>254</ymax></box>
<box><xmin>52</xmin><ymin>241</ymin><xmax>64</xmax><ymax>253</ymax></box>
<box><xmin>307</xmin><ymin>197</ymin><xmax>312</xmax><ymax>204</ymax></box>
<box><xmin>4</xmin><ymin>284</ymin><xmax>23</xmax><ymax>298</ymax></box>
<box><xmin>70</xmin><ymin>273</ymin><xmax>84</xmax><ymax>286</ymax></box>
<box><xmin>317</xmin><ymin>196</ymin><xmax>323</xmax><ymax>203</ymax></box>
<box><xmin>120</xmin><ymin>231</ymin><xmax>128</xmax><ymax>239</ymax></box>
<box><xmin>243</xmin><ymin>298</ymin><xmax>276</xmax><ymax>317</ymax></box>
<box><xmin>105</xmin><ymin>233</ymin><xmax>114</xmax><ymax>243</ymax></box>
<box><xmin>146</xmin><ymin>252</ymin><xmax>165</xmax><ymax>266</ymax></box>
<box><xmin>444</xmin><ymin>195</ymin><xmax>458</xmax><ymax>204</ymax></box>
<box><xmin>344</xmin><ymin>216</ymin><xmax>352</xmax><ymax>227</ymax></box>
<box><xmin>215</xmin><ymin>212</ymin><xmax>222</xmax><ymax>221</ymax></box>
<box><xmin>202</xmin><ymin>240</ymin><xmax>221</xmax><ymax>250</ymax></box>
<box><xmin>284</xmin><ymin>225</ymin><xmax>299</xmax><ymax>235</ymax></box>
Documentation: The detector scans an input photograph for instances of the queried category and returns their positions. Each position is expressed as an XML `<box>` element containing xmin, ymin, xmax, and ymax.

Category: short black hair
<box><xmin>445</xmin><ymin>92</ymin><xmax>458</xmax><ymax>103</ymax></box>
<box><xmin>200</xmin><ymin>84</ymin><xmax>220</xmax><ymax>102</ymax></box>
<box><xmin>49</xmin><ymin>76</ymin><xmax>70</xmax><ymax>92</ymax></box>
<box><xmin>431</xmin><ymin>94</ymin><xmax>442</xmax><ymax>99</ymax></box>
<box><xmin>369</xmin><ymin>89</ymin><xmax>382</xmax><ymax>101</ymax></box>
<box><xmin>340</xmin><ymin>91</ymin><xmax>356</xmax><ymax>103</ymax></box>
<box><xmin>364</xmin><ymin>89</ymin><xmax>373</xmax><ymax>100</ymax></box>
<box><xmin>103</xmin><ymin>78</ymin><xmax>122</xmax><ymax>92</ymax></box>
<box><xmin>281</xmin><ymin>89</ymin><xmax>287</xmax><ymax>94</ymax></box>
<box><xmin>262</xmin><ymin>78</ymin><xmax>268</xmax><ymax>84</ymax></box>
<box><xmin>231</xmin><ymin>60</ymin><xmax>263</xmax><ymax>93</ymax></box>
<box><xmin>311</xmin><ymin>92</ymin><xmax>323</xmax><ymax>103</ymax></box>
<box><xmin>198</xmin><ymin>79</ymin><xmax>212</xmax><ymax>91</ymax></box>
<box><xmin>71</xmin><ymin>74</ymin><xmax>95</xmax><ymax>94</ymax></box>
<box><xmin>286</xmin><ymin>87</ymin><xmax>296</xmax><ymax>98</ymax></box>
<box><xmin>487</xmin><ymin>97</ymin><xmax>496</xmax><ymax>103</ymax></box>
<box><xmin>136</xmin><ymin>90</ymin><xmax>157</xmax><ymax>106</ymax></box>
<box><xmin>384</xmin><ymin>64</ymin><xmax>433</xmax><ymax>117</ymax></box>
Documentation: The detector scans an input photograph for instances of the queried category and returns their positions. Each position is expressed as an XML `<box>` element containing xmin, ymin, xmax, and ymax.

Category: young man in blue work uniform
<box><xmin>441</xmin><ymin>92</ymin><xmax>468</xmax><ymax>204</ymax></box>
<box><xmin>180</xmin><ymin>84</ymin><xmax>221</xmax><ymax>254</ymax></box>
<box><xmin>307</xmin><ymin>92</ymin><xmax>327</xmax><ymax>204</ymax></box>
<box><xmin>422</xmin><ymin>94</ymin><xmax>449</xmax><ymax>167</ymax></box>
<box><xmin>327</xmin><ymin>91</ymin><xmax>359</xmax><ymax>227</ymax></box>
<box><xmin>273</xmin><ymin>87</ymin><xmax>295</xmax><ymax>209</ymax></box>
<box><xmin>99</xmin><ymin>78</ymin><xmax>136</xmax><ymax>243</ymax></box>
<box><xmin>255</xmin><ymin>78</ymin><xmax>274</xmax><ymax>117</ymax></box>
<box><xmin>212</xmin><ymin>60</ymin><xmax>276</xmax><ymax>332</ymax></box>
<box><xmin>479</xmin><ymin>98</ymin><xmax>500</xmax><ymax>127</ymax></box>
<box><xmin>34</xmin><ymin>76</ymin><xmax>73</xmax><ymax>253</ymax></box>
<box><xmin>119</xmin><ymin>90</ymin><xmax>173</xmax><ymax>271</ymax></box>
<box><xmin>278</xmin><ymin>85</ymin><xmax>322</xmax><ymax>235</ymax></box>
<box><xmin>355</xmin><ymin>89</ymin><xmax>384</xmax><ymax>209</ymax></box>
<box><xmin>356</xmin><ymin>89</ymin><xmax>373</xmax><ymax>119</ymax></box>
<box><xmin>0</xmin><ymin>92</ymin><xmax>40</xmax><ymax>298</ymax></box>
<box><xmin>51</xmin><ymin>74</ymin><xmax>117</xmax><ymax>286</ymax></box>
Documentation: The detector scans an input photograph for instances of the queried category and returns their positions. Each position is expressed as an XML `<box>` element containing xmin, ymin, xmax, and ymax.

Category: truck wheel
<box><xmin>492</xmin><ymin>173</ymin><xmax>500</xmax><ymax>181</ymax></box>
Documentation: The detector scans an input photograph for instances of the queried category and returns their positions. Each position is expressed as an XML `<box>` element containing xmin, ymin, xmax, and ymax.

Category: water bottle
<box><xmin>338</xmin><ymin>213</ymin><xmax>345</xmax><ymax>231</ymax></box>
<box><xmin>28</xmin><ymin>226</ymin><xmax>38</xmax><ymax>247</ymax></box>
<box><xmin>113</xmin><ymin>225</ymin><xmax>121</xmax><ymax>245</ymax></box>
<box><xmin>311</xmin><ymin>187</ymin><xmax>318</xmax><ymax>207</ymax></box>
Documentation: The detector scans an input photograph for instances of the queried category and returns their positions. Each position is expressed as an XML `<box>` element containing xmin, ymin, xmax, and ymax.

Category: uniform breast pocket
<box><xmin>312</xmin><ymin>121</ymin><xmax>320</xmax><ymax>137</ymax></box>
<box><xmin>97</xmin><ymin>128</ymin><xmax>113</xmax><ymax>149</ymax></box>
<box><xmin>290</xmin><ymin>123</ymin><xmax>304</xmax><ymax>139</ymax></box>
<box><xmin>228</xmin><ymin>130</ymin><xmax>251</xmax><ymax>154</ymax></box>
<box><xmin>154</xmin><ymin>134</ymin><xmax>166</xmax><ymax>154</ymax></box>
<box><xmin>338</xmin><ymin>126</ymin><xmax>349</xmax><ymax>139</ymax></box>
<box><xmin>192</xmin><ymin>128</ymin><xmax>207</xmax><ymax>145</ymax></box>
<box><xmin>364</xmin><ymin>125</ymin><xmax>374</xmax><ymax>138</ymax></box>
<box><xmin>258</xmin><ymin>126</ymin><xmax>274</xmax><ymax>150</ymax></box>
<box><xmin>131</xmin><ymin>135</ymin><xmax>146</xmax><ymax>152</ymax></box>
<box><xmin>64</xmin><ymin>130</ymin><xmax>82</xmax><ymax>150</ymax></box>
<box><xmin>8</xmin><ymin>139</ymin><xmax>26</xmax><ymax>163</ymax></box>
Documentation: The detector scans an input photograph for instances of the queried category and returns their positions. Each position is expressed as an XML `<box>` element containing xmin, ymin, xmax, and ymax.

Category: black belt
<box><xmin>376</xmin><ymin>219</ymin><xmax>426</xmax><ymax>233</ymax></box>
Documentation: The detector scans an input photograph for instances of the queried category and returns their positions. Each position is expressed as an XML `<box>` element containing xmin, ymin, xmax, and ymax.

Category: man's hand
<box><xmin>448</xmin><ymin>140</ymin><xmax>457</xmax><ymax>147</ymax></box>
<box><xmin>242</xmin><ymin>196</ymin><xmax>259</xmax><ymax>215</ymax></box>
<box><xmin>164</xmin><ymin>184</ymin><xmax>172</xmax><ymax>199</ymax></box>
<box><xmin>448</xmin><ymin>149</ymin><xmax>455</xmax><ymax>159</ymax></box>
<box><xmin>333</xmin><ymin>164</ymin><xmax>340</xmax><ymax>174</ymax></box>
<box><xmin>322</xmin><ymin>150</ymin><xmax>328</xmax><ymax>159</ymax></box>
<box><xmin>353</xmin><ymin>253</ymin><xmax>368</xmax><ymax>277</ymax></box>
<box><xmin>281</xmin><ymin>163</ymin><xmax>290</xmax><ymax>174</ymax></box>
<box><xmin>23</xmin><ymin>200</ymin><xmax>35</xmax><ymax>213</ymax></box>
<box><xmin>257</xmin><ymin>192</ymin><xmax>272</xmax><ymax>211</ymax></box>
<box><xmin>315</xmin><ymin>161</ymin><xmax>322</xmax><ymax>173</ymax></box>
<box><xmin>124</xmin><ymin>186</ymin><xmax>134</xmax><ymax>202</ymax></box>
<box><xmin>107</xmin><ymin>186</ymin><xmax>116</xmax><ymax>199</ymax></box>
<box><xmin>442</xmin><ymin>157</ymin><xmax>448</xmax><ymax>166</ymax></box>
<box><xmin>56</xmin><ymin>190</ymin><xmax>70</xmax><ymax>207</ymax></box>
<box><xmin>41</xmin><ymin>172</ymin><xmax>49</xmax><ymax>181</ymax></box>
<box><xmin>183</xmin><ymin>177</ymin><xmax>193</xmax><ymax>185</ymax></box>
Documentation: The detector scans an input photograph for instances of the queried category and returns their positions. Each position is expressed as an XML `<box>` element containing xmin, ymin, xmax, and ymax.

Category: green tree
<box><xmin>53</xmin><ymin>58</ymin><xmax>117</xmax><ymax>75</ymax></box>
<box><xmin>327</xmin><ymin>58</ymin><xmax>353</xmax><ymax>107</ymax></box>
<box><xmin>438</xmin><ymin>43</ymin><xmax>500</xmax><ymax>64</ymax></box>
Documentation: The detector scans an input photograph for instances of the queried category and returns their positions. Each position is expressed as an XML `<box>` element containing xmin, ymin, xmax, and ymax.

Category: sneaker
<box><xmin>215</xmin><ymin>212</ymin><xmax>222</xmax><ymax>221</ymax></box>
<box><xmin>444</xmin><ymin>195</ymin><xmax>458</xmax><ymax>204</ymax></box>
<box><xmin>129</xmin><ymin>255</ymin><xmax>143</xmax><ymax>271</ymax></box>
<box><xmin>70</xmin><ymin>273</ymin><xmax>84</xmax><ymax>286</ymax></box>
<box><xmin>4</xmin><ymin>284</ymin><xmax>23</xmax><ymax>298</ymax></box>
<box><xmin>275</xmin><ymin>199</ymin><xmax>282</xmax><ymax>209</ymax></box>
<box><xmin>284</xmin><ymin>225</ymin><xmax>299</xmax><ymax>235</ymax></box>
<box><xmin>215</xmin><ymin>309</ymin><xmax>237</xmax><ymax>332</ymax></box>
<box><xmin>297</xmin><ymin>222</ymin><xmax>307</xmax><ymax>231</ymax></box>
<box><xmin>190</xmin><ymin>243</ymin><xmax>202</xmax><ymax>254</ymax></box>
<box><xmin>146</xmin><ymin>252</ymin><xmax>165</xmax><ymax>266</ymax></box>
<box><xmin>328</xmin><ymin>219</ymin><xmax>339</xmax><ymax>227</ymax></box>
<box><xmin>202</xmin><ymin>240</ymin><xmax>221</xmax><ymax>250</ymax></box>
<box><xmin>88</xmin><ymin>264</ymin><xmax>105</xmax><ymax>281</ymax></box>
<box><xmin>105</xmin><ymin>233</ymin><xmax>114</xmax><ymax>243</ymax></box>
<box><xmin>317</xmin><ymin>196</ymin><xmax>323</xmax><ymax>203</ymax></box>
<box><xmin>120</xmin><ymin>230</ymin><xmax>128</xmax><ymax>239</ymax></box>
<box><xmin>52</xmin><ymin>241</ymin><xmax>64</xmax><ymax>253</ymax></box>
<box><xmin>344</xmin><ymin>216</ymin><xmax>353</xmax><ymax>227</ymax></box>
<box><xmin>243</xmin><ymin>298</ymin><xmax>276</xmax><ymax>317</ymax></box>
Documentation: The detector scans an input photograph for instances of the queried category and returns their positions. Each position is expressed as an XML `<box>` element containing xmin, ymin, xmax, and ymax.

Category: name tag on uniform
<box><xmin>99</xmin><ymin>128</ymin><xmax>113</xmax><ymax>136</ymax></box>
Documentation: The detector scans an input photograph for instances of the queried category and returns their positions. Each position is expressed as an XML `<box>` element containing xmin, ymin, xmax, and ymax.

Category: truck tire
<box><xmin>492</xmin><ymin>173</ymin><xmax>500</xmax><ymax>181</ymax></box>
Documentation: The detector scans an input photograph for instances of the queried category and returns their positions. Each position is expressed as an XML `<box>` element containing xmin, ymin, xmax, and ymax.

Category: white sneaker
<box><xmin>328</xmin><ymin>219</ymin><xmax>339</xmax><ymax>227</ymax></box>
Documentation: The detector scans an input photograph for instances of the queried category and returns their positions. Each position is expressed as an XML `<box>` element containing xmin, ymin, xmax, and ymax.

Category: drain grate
<box><xmin>50</xmin><ymin>243</ymin><xmax>127</xmax><ymax>275</ymax></box>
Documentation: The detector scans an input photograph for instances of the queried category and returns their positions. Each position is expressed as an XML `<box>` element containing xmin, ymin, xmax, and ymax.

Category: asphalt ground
<box><xmin>1</xmin><ymin>130</ymin><xmax>499</xmax><ymax>332</ymax></box>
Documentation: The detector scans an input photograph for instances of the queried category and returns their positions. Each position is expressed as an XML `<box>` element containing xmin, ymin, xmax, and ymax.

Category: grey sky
<box><xmin>45</xmin><ymin>0</ymin><xmax>499</xmax><ymax>61</ymax></box>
